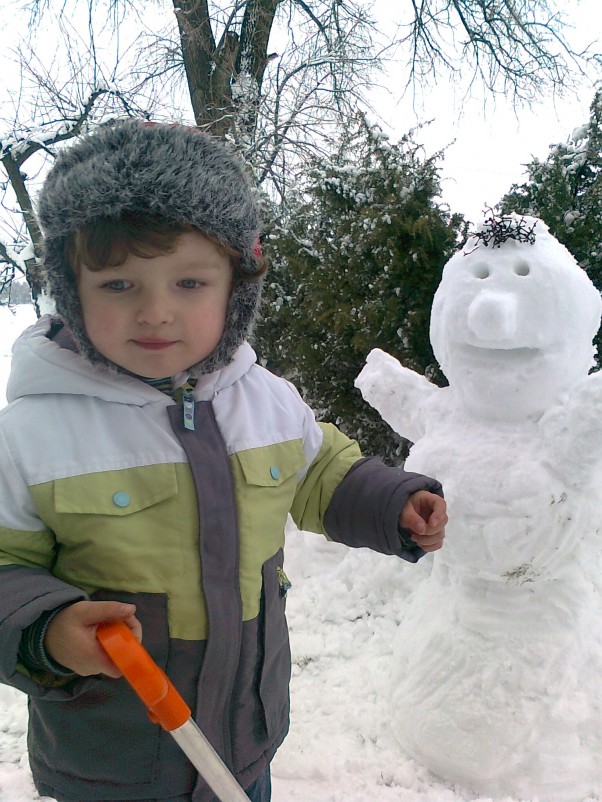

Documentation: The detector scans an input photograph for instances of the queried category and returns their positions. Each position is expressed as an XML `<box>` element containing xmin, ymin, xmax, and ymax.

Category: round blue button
<box><xmin>269</xmin><ymin>466</ymin><xmax>280</xmax><ymax>480</ymax></box>
<box><xmin>112</xmin><ymin>491</ymin><xmax>131</xmax><ymax>508</ymax></box>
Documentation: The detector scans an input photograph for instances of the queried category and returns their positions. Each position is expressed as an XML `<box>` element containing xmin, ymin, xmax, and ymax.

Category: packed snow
<box><xmin>1</xmin><ymin>267</ymin><xmax>601</xmax><ymax>802</ymax></box>
<box><xmin>356</xmin><ymin>215</ymin><xmax>602</xmax><ymax>802</ymax></box>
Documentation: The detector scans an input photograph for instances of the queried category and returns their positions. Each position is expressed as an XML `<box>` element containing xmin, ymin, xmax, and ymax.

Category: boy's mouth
<box><xmin>132</xmin><ymin>339</ymin><xmax>177</xmax><ymax>351</ymax></box>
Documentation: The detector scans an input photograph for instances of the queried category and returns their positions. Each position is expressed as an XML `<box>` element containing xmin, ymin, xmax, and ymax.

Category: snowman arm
<box><xmin>571</xmin><ymin>370</ymin><xmax>602</xmax><ymax>459</ymax></box>
<box><xmin>541</xmin><ymin>370</ymin><xmax>602</xmax><ymax>480</ymax></box>
<box><xmin>355</xmin><ymin>348</ymin><xmax>438</xmax><ymax>443</ymax></box>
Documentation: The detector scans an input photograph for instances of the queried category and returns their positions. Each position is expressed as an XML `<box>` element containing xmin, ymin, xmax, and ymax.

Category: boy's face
<box><xmin>78</xmin><ymin>230</ymin><xmax>233</xmax><ymax>378</ymax></box>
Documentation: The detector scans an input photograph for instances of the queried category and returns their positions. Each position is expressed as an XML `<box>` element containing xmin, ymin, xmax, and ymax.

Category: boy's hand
<box><xmin>400</xmin><ymin>490</ymin><xmax>447</xmax><ymax>552</ymax></box>
<box><xmin>45</xmin><ymin>600</ymin><xmax>142</xmax><ymax>678</ymax></box>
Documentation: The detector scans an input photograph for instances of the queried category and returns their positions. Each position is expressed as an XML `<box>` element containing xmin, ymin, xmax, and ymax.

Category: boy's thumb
<box><xmin>84</xmin><ymin>601</ymin><xmax>137</xmax><ymax>625</ymax></box>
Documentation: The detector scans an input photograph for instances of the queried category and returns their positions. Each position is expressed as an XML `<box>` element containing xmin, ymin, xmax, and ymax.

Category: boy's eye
<box><xmin>178</xmin><ymin>279</ymin><xmax>205</xmax><ymax>289</ymax></box>
<box><xmin>100</xmin><ymin>279</ymin><xmax>132</xmax><ymax>292</ymax></box>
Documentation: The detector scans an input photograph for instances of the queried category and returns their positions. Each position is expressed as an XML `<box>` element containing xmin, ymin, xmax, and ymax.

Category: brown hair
<box><xmin>64</xmin><ymin>212</ymin><xmax>267</xmax><ymax>279</ymax></box>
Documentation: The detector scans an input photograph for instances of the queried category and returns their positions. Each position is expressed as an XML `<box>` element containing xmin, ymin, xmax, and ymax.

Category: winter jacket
<box><xmin>0</xmin><ymin>315</ymin><xmax>443</xmax><ymax>802</ymax></box>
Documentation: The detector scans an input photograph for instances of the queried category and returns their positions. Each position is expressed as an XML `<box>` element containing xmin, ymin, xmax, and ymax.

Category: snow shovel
<box><xmin>96</xmin><ymin>620</ymin><xmax>250</xmax><ymax>802</ymax></box>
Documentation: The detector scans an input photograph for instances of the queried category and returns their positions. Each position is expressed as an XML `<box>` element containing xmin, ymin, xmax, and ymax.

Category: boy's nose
<box><xmin>136</xmin><ymin>293</ymin><xmax>174</xmax><ymax>326</ymax></box>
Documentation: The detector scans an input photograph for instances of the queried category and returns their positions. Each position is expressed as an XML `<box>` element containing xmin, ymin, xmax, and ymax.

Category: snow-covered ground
<box><xmin>0</xmin><ymin>303</ymin><xmax>595</xmax><ymax>802</ymax></box>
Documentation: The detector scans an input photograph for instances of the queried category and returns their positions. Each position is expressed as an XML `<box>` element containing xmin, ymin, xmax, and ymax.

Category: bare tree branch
<box><xmin>0</xmin><ymin>10</ymin><xmax>163</xmax><ymax>305</ymax></box>
<box><xmin>0</xmin><ymin>240</ymin><xmax>26</xmax><ymax>277</ymax></box>
<box><xmin>399</xmin><ymin>0</ymin><xmax>595</xmax><ymax>103</ymax></box>
<box><xmin>9</xmin><ymin>0</ymin><xmax>596</xmax><ymax>304</ymax></box>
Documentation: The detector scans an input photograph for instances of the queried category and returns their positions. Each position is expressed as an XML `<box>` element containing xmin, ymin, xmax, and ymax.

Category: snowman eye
<box><xmin>514</xmin><ymin>261</ymin><xmax>530</xmax><ymax>276</ymax></box>
<box><xmin>473</xmin><ymin>263</ymin><xmax>490</xmax><ymax>279</ymax></box>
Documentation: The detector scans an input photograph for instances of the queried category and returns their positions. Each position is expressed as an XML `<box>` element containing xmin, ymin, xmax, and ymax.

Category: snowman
<box><xmin>356</xmin><ymin>214</ymin><xmax>602</xmax><ymax>801</ymax></box>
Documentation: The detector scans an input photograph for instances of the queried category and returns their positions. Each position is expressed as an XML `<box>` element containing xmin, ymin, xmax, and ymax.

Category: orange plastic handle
<box><xmin>97</xmin><ymin>620</ymin><xmax>191</xmax><ymax>731</ymax></box>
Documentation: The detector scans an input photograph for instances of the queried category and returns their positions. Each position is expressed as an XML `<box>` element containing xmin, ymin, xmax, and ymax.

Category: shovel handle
<box><xmin>97</xmin><ymin>620</ymin><xmax>190</xmax><ymax>731</ymax></box>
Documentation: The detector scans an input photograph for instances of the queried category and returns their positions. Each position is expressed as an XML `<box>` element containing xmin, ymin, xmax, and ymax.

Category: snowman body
<box><xmin>356</xmin><ymin>216</ymin><xmax>602</xmax><ymax>800</ymax></box>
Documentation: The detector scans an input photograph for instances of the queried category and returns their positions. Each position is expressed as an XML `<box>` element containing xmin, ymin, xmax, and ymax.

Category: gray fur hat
<box><xmin>38</xmin><ymin>118</ymin><xmax>263</xmax><ymax>376</ymax></box>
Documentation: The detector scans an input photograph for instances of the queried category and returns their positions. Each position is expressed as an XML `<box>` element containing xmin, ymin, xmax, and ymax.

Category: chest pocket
<box><xmin>233</xmin><ymin>441</ymin><xmax>306</xmax><ymax>621</ymax></box>
<box><xmin>235</xmin><ymin>440</ymin><xmax>306</xmax><ymax>489</ymax></box>
<box><xmin>31</xmin><ymin>464</ymin><xmax>196</xmax><ymax>588</ymax></box>
<box><xmin>53</xmin><ymin>464</ymin><xmax>178</xmax><ymax>516</ymax></box>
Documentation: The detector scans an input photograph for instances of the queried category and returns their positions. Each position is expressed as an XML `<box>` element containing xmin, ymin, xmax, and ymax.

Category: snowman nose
<box><xmin>467</xmin><ymin>290</ymin><xmax>518</xmax><ymax>341</ymax></box>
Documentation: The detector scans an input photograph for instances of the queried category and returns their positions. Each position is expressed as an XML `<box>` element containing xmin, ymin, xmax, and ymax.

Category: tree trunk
<box><xmin>172</xmin><ymin>0</ymin><xmax>281</xmax><ymax>139</ymax></box>
<box><xmin>1</xmin><ymin>153</ymin><xmax>45</xmax><ymax>309</ymax></box>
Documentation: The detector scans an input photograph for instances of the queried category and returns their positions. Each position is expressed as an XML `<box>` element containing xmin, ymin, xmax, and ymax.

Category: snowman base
<box><xmin>391</xmin><ymin>568</ymin><xmax>602</xmax><ymax>801</ymax></box>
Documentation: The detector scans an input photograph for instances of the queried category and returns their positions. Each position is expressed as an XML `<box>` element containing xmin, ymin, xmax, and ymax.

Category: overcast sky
<box><xmin>369</xmin><ymin>0</ymin><xmax>602</xmax><ymax>223</ymax></box>
<box><xmin>0</xmin><ymin>0</ymin><xmax>600</xmax><ymax>228</ymax></box>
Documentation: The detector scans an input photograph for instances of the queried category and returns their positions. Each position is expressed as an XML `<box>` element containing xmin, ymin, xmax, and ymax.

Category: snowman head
<box><xmin>430</xmin><ymin>214</ymin><xmax>602</xmax><ymax>421</ymax></box>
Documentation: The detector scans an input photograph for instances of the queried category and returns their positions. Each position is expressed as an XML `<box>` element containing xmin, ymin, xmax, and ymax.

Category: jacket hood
<box><xmin>7</xmin><ymin>315</ymin><xmax>257</xmax><ymax>406</ymax></box>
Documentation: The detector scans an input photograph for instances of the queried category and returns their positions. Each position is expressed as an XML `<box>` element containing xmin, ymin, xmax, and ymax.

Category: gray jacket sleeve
<box><xmin>0</xmin><ymin>564</ymin><xmax>88</xmax><ymax>697</ymax></box>
<box><xmin>323</xmin><ymin>457</ymin><xmax>444</xmax><ymax>563</ymax></box>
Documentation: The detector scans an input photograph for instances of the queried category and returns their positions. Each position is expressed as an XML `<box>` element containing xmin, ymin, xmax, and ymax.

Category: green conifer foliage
<box><xmin>254</xmin><ymin>117</ymin><xmax>465</xmax><ymax>462</ymax></box>
<box><xmin>501</xmin><ymin>88</ymin><xmax>602</xmax><ymax>364</ymax></box>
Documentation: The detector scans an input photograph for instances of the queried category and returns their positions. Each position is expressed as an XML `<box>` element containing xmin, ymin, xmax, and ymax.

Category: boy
<box><xmin>0</xmin><ymin>120</ymin><xmax>446</xmax><ymax>802</ymax></box>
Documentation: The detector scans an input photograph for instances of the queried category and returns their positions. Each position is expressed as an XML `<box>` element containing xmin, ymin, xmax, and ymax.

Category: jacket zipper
<box><xmin>276</xmin><ymin>567</ymin><xmax>292</xmax><ymax>597</ymax></box>
<box><xmin>180</xmin><ymin>382</ymin><xmax>196</xmax><ymax>431</ymax></box>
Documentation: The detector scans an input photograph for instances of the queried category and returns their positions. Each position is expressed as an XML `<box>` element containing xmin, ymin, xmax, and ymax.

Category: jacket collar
<box><xmin>7</xmin><ymin>315</ymin><xmax>257</xmax><ymax>406</ymax></box>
